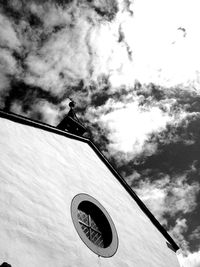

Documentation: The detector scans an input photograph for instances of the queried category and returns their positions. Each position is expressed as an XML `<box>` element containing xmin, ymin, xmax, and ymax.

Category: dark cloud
<box><xmin>0</xmin><ymin>0</ymin><xmax>22</xmax><ymax>22</ymax></box>
<box><xmin>118</xmin><ymin>24</ymin><xmax>133</xmax><ymax>60</ymax></box>
<box><xmin>12</xmin><ymin>50</ymin><xmax>28</xmax><ymax>71</ymax></box>
<box><xmin>136</xmin><ymin>82</ymin><xmax>166</xmax><ymax>102</ymax></box>
<box><xmin>89</xmin><ymin>78</ymin><xmax>131</xmax><ymax>108</ymax></box>
<box><xmin>0</xmin><ymin>0</ymin><xmax>43</xmax><ymax>27</ymax></box>
<box><xmin>50</xmin><ymin>0</ymin><xmax>74</xmax><ymax>6</ymax></box>
<box><xmin>3</xmin><ymin>79</ymin><xmax>60</xmax><ymax>112</ymax></box>
<box><xmin>134</xmin><ymin>82</ymin><xmax>200</xmax><ymax>114</ymax></box>
<box><xmin>186</xmin><ymin>193</ymin><xmax>200</xmax><ymax>252</ymax></box>
<box><xmin>139</xmin><ymin>116</ymin><xmax>200</xmax><ymax>174</ymax></box>
<box><xmin>87</xmin><ymin>0</ymin><xmax>118</xmax><ymax>22</ymax></box>
<box><xmin>0</xmin><ymin>0</ymin><xmax>129</xmax><ymax>122</ymax></box>
<box><xmin>1</xmin><ymin>0</ymin><xmax>119</xmax><ymax>22</ymax></box>
<box><xmin>111</xmin><ymin>113</ymin><xmax>200</xmax><ymax>183</ymax></box>
<box><xmin>73</xmin><ymin>84</ymin><xmax>200</xmax><ymax>182</ymax></box>
<box><xmin>171</xmin><ymin>90</ymin><xmax>200</xmax><ymax>113</ymax></box>
<box><xmin>83</xmin><ymin>119</ymin><xmax>111</xmax><ymax>151</ymax></box>
<box><xmin>91</xmin><ymin>91</ymin><xmax>110</xmax><ymax>107</ymax></box>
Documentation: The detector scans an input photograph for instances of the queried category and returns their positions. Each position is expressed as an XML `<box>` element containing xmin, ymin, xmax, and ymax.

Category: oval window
<box><xmin>71</xmin><ymin>194</ymin><xmax>118</xmax><ymax>257</ymax></box>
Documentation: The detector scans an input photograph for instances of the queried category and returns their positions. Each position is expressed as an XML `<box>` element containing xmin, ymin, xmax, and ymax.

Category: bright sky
<box><xmin>99</xmin><ymin>0</ymin><xmax>200</xmax><ymax>157</ymax></box>
<box><xmin>118</xmin><ymin>0</ymin><xmax>200</xmax><ymax>87</ymax></box>
<box><xmin>102</xmin><ymin>102</ymin><xmax>173</xmax><ymax>153</ymax></box>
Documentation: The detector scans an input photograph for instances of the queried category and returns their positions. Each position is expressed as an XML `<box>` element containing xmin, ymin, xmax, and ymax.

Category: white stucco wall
<box><xmin>0</xmin><ymin>117</ymin><xmax>180</xmax><ymax>267</ymax></box>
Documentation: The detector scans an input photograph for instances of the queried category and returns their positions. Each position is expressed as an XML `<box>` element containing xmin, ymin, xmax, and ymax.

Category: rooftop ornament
<box><xmin>57</xmin><ymin>101</ymin><xmax>86</xmax><ymax>136</ymax></box>
<box><xmin>0</xmin><ymin>263</ymin><xmax>12</xmax><ymax>267</ymax></box>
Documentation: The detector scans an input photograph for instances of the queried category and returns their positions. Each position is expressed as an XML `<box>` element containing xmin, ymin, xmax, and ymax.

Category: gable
<box><xmin>0</xmin><ymin>111</ymin><xmax>180</xmax><ymax>267</ymax></box>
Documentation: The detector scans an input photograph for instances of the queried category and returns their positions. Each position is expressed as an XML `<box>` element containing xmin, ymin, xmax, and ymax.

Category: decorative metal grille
<box><xmin>71</xmin><ymin>194</ymin><xmax>118</xmax><ymax>257</ymax></box>
<box><xmin>78</xmin><ymin>209</ymin><xmax>104</xmax><ymax>248</ymax></box>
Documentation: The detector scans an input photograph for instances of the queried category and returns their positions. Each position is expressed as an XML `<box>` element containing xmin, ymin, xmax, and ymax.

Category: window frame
<box><xmin>71</xmin><ymin>193</ymin><xmax>118</xmax><ymax>257</ymax></box>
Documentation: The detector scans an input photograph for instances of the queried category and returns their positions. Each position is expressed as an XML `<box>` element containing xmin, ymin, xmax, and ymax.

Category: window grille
<box><xmin>71</xmin><ymin>194</ymin><xmax>118</xmax><ymax>257</ymax></box>
<box><xmin>78</xmin><ymin>209</ymin><xmax>104</xmax><ymax>248</ymax></box>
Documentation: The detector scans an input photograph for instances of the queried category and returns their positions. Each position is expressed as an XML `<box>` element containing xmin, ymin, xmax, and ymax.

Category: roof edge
<box><xmin>88</xmin><ymin>140</ymin><xmax>179</xmax><ymax>252</ymax></box>
<box><xmin>0</xmin><ymin>110</ymin><xmax>179</xmax><ymax>252</ymax></box>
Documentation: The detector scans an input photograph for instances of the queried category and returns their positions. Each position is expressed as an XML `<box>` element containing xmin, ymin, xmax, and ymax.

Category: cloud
<box><xmin>1</xmin><ymin>0</ymin><xmax>200</xmax><ymax>127</ymax></box>
<box><xmin>0</xmin><ymin>13</ymin><xmax>21</xmax><ymax>50</ymax></box>
<box><xmin>189</xmin><ymin>226</ymin><xmax>200</xmax><ymax>242</ymax></box>
<box><xmin>86</xmin><ymin>84</ymin><xmax>192</xmax><ymax>159</ymax></box>
<box><xmin>0</xmin><ymin>0</ymin><xmax>136</xmax><ymax>123</ymax></box>
<box><xmin>136</xmin><ymin>113</ymin><xmax>200</xmax><ymax>176</ymax></box>
<box><xmin>132</xmin><ymin>174</ymin><xmax>200</xmax><ymax>256</ymax></box>
<box><xmin>178</xmin><ymin>250</ymin><xmax>200</xmax><ymax>267</ymax></box>
<box><xmin>170</xmin><ymin>218</ymin><xmax>189</xmax><ymax>253</ymax></box>
<box><xmin>134</xmin><ymin>175</ymin><xmax>200</xmax><ymax>226</ymax></box>
<box><xmin>100</xmin><ymin>101</ymin><xmax>172</xmax><ymax>154</ymax></box>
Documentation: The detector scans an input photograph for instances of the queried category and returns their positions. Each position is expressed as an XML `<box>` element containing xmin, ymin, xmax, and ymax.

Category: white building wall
<box><xmin>0</xmin><ymin>117</ymin><xmax>180</xmax><ymax>267</ymax></box>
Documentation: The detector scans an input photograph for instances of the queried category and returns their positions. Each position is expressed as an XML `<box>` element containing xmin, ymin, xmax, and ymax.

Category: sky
<box><xmin>0</xmin><ymin>0</ymin><xmax>200</xmax><ymax>266</ymax></box>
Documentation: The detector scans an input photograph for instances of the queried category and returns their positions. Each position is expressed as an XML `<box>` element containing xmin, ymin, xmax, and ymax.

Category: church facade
<box><xmin>0</xmin><ymin>111</ymin><xmax>180</xmax><ymax>267</ymax></box>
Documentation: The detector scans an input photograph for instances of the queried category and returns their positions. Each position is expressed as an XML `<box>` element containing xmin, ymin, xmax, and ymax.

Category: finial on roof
<box><xmin>69</xmin><ymin>101</ymin><xmax>75</xmax><ymax>108</ymax></box>
<box><xmin>57</xmin><ymin>100</ymin><xmax>86</xmax><ymax>136</ymax></box>
<box><xmin>0</xmin><ymin>263</ymin><xmax>12</xmax><ymax>267</ymax></box>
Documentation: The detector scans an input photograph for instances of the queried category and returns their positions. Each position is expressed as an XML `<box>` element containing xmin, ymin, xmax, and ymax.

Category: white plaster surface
<box><xmin>0</xmin><ymin>117</ymin><xmax>180</xmax><ymax>267</ymax></box>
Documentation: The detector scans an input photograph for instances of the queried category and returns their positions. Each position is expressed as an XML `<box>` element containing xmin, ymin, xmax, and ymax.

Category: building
<box><xmin>0</xmin><ymin>110</ymin><xmax>180</xmax><ymax>267</ymax></box>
